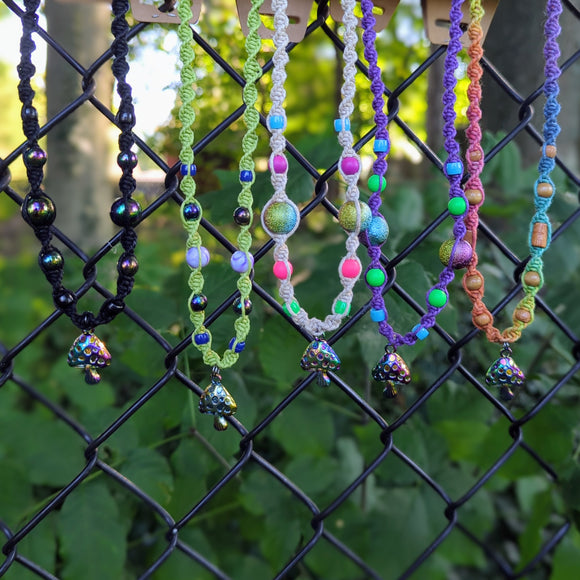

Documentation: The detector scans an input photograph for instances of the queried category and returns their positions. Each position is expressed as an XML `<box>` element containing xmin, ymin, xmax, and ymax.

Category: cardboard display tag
<box><xmin>236</xmin><ymin>0</ymin><xmax>313</xmax><ymax>43</ymax></box>
<box><xmin>421</xmin><ymin>0</ymin><xmax>499</xmax><ymax>47</ymax></box>
<box><xmin>129</xmin><ymin>0</ymin><xmax>201</xmax><ymax>24</ymax></box>
<box><xmin>329</xmin><ymin>0</ymin><xmax>400</xmax><ymax>31</ymax></box>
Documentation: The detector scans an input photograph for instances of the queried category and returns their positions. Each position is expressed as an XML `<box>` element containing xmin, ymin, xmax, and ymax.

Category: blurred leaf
<box><xmin>550</xmin><ymin>529</ymin><xmax>580</xmax><ymax>580</ymax></box>
<box><xmin>285</xmin><ymin>455</ymin><xmax>339</xmax><ymax>496</ymax></box>
<box><xmin>0</xmin><ymin>459</ymin><xmax>33</xmax><ymax>527</ymax></box>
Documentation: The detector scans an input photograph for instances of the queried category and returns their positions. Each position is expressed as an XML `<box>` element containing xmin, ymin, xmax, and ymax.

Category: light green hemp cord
<box><xmin>178</xmin><ymin>0</ymin><xmax>263</xmax><ymax>371</ymax></box>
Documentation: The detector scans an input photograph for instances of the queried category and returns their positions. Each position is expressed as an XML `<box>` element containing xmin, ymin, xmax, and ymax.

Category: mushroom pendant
<box><xmin>68</xmin><ymin>331</ymin><xmax>111</xmax><ymax>384</ymax></box>
<box><xmin>300</xmin><ymin>338</ymin><xmax>341</xmax><ymax>387</ymax></box>
<box><xmin>485</xmin><ymin>344</ymin><xmax>525</xmax><ymax>401</ymax></box>
<box><xmin>199</xmin><ymin>367</ymin><xmax>237</xmax><ymax>431</ymax></box>
<box><xmin>372</xmin><ymin>345</ymin><xmax>411</xmax><ymax>398</ymax></box>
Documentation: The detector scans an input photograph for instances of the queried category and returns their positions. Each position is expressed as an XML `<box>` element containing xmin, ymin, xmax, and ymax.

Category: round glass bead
<box><xmin>240</xmin><ymin>170</ymin><xmax>253</xmax><ymax>182</ymax></box>
<box><xmin>54</xmin><ymin>289</ymin><xmax>75</xmax><ymax>307</ymax></box>
<box><xmin>341</xmin><ymin>157</ymin><xmax>360</xmax><ymax>176</ymax></box>
<box><xmin>118</xmin><ymin>256</ymin><xmax>139</xmax><ymax>276</ymax></box>
<box><xmin>367</xmin><ymin>216</ymin><xmax>389</xmax><ymax>245</ymax></box>
<box><xmin>233</xmin><ymin>297</ymin><xmax>252</xmax><ymax>315</ymax></box>
<box><xmin>182</xmin><ymin>202</ymin><xmax>201</xmax><ymax>222</ymax></box>
<box><xmin>341</xmin><ymin>259</ymin><xmax>361</xmax><ymax>279</ymax></box>
<box><xmin>338</xmin><ymin>201</ymin><xmax>371</xmax><ymax>232</ymax></box>
<box><xmin>117</xmin><ymin>151</ymin><xmax>138</xmax><ymax>169</ymax></box>
<box><xmin>428</xmin><ymin>289</ymin><xmax>447</xmax><ymax>308</ymax></box>
<box><xmin>233</xmin><ymin>207</ymin><xmax>251</xmax><ymax>225</ymax></box>
<box><xmin>39</xmin><ymin>249</ymin><xmax>63</xmax><ymax>272</ymax></box>
<box><xmin>117</xmin><ymin>111</ymin><xmax>134</xmax><ymax>125</ymax></box>
<box><xmin>190</xmin><ymin>294</ymin><xmax>208</xmax><ymax>312</ymax></box>
<box><xmin>23</xmin><ymin>146</ymin><xmax>47</xmax><ymax>168</ymax></box>
<box><xmin>367</xmin><ymin>174</ymin><xmax>386</xmax><ymax>193</ymax></box>
<box><xmin>24</xmin><ymin>195</ymin><xmax>56</xmax><ymax>226</ymax></box>
<box><xmin>231</xmin><ymin>250</ymin><xmax>253</xmax><ymax>273</ymax></box>
<box><xmin>263</xmin><ymin>202</ymin><xmax>298</xmax><ymax>235</ymax></box>
<box><xmin>366</xmin><ymin>268</ymin><xmax>386</xmax><ymax>287</ymax></box>
<box><xmin>110</xmin><ymin>197</ymin><xmax>141</xmax><ymax>226</ymax></box>
<box><xmin>186</xmin><ymin>246</ymin><xmax>210</xmax><ymax>269</ymax></box>
<box><xmin>21</xmin><ymin>106</ymin><xmax>38</xmax><ymax>121</ymax></box>
<box><xmin>273</xmin><ymin>261</ymin><xmax>293</xmax><ymax>280</ymax></box>
<box><xmin>448</xmin><ymin>197</ymin><xmax>467</xmax><ymax>216</ymax></box>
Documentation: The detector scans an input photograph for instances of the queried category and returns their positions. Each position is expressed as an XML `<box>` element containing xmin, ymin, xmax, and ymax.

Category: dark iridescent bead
<box><xmin>118</xmin><ymin>256</ymin><xmax>139</xmax><ymax>276</ymax></box>
<box><xmin>233</xmin><ymin>297</ymin><xmax>252</xmax><ymax>315</ymax></box>
<box><xmin>110</xmin><ymin>197</ymin><xmax>141</xmax><ymax>226</ymax></box>
<box><xmin>23</xmin><ymin>195</ymin><xmax>56</xmax><ymax>226</ymax></box>
<box><xmin>117</xmin><ymin>111</ymin><xmax>134</xmax><ymax>125</ymax></box>
<box><xmin>21</xmin><ymin>106</ymin><xmax>38</xmax><ymax>121</ymax></box>
<box><xmin>117</xmin><ymin>151</ymin><xmax>138</xmax><ymax>169</ymax></box>
<box><xmin>233</xmin><ymin>207</ymin><xmax>251</xmax><ymax>226</ymax></box>
<box><xmin>190</xmin><ymin>294</ymin><xmax>208</xmax><ymax>312</ymax></box>
<box><xmin>105</xmin><ymin>300</ymin><xmax>125</xmax><ymax>315</ymax></box>
<box><xmin>23</xmin><ymin>146</ymin><xmax>47</xmax><ymax>168</ymax></box>
<box><xmin>39</xmin><ymin>249</ymin><xmax>64</xmax><ymax>272</ymax></box>
<box><xmin>182</xmin><ymin>202</ymin><xmax>201</xmax><ymax>222</ymax></box>
<box><xmin>54</xmin><ymin>289</ymin><xmax>76</xmax><ymax>308</ymax></box>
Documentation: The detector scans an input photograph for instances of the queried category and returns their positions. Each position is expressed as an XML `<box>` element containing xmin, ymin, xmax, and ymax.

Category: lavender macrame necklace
<box><xmin>261</xmin><ymin>0</ymin><xmax>364</xmax><ymax>387</ymax></box>
<box><xmin>358</xmin><ymin>0</ymin><xmax>470</xmax><ymax>397</ymax></box>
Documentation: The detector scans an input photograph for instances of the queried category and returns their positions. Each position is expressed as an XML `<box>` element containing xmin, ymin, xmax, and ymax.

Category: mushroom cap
<box><xmin>300</xmin><ymin>339</ymin><xmax>341</xmax><ymax>372</ymax></box>
<box><xmin>68</xmin><ymin>332</ymin><xmax>111</xmax><ymax>370</ymax></box>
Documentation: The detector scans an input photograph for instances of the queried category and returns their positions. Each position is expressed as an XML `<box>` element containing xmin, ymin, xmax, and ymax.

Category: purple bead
<box><xmin>230</xmin><ymin>251</ymin><xmax>254</xmax><ymax>273</ymax></box>
<box><xmin>186</xmin><ymin>246</ymin><xmax>210</xmax><ymax>269</ymax></box>
<box><xmin>270</xmin><ymin>155</ymin><xmax>288</xmax><ymax>174</ymax></box>
<box><xmin>341</xmin><ymin>157</ymin><xmax>360</xmax><ymax>176</ymax></box>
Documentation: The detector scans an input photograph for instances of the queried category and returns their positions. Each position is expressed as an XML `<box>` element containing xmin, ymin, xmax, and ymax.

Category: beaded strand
<box><xmin>359</xmin><ymin>0</ymin><xmax>469</xmax><ymax>396</ymax></box>
<box><xmin>461</xmin><ymin>0</ymin><xmax>562</xmax><ymax>399</ymax></box>
<box><xmin>261</xmin><ymin>0</ymin><xmax>365</xmax><ymax>386</ymax></box>
<box><xmin>16</xmin><ymin>0</ymin><xmax>140</xmax><ymax>384</ymax></box>
<box><xmin>177</xmin><ymin>0</ymin><xmax>263</xmax><ymax>429</ymax></box>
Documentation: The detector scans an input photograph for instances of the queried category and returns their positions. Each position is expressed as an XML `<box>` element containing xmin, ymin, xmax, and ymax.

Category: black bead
<box><xmin>54</xmin><ymin>289</ymin><xmax>76</xmax><ymax>308</ymax></box>
<box><xmin>182</xmin><ymin>202</ymin><xmax>201</xmax><ymax>222</ymax></box>
<box><xmin>190</xmin><ymin>294</ymin><xmax>208</xmax><ymax>312</ymax></box>
<box><xmin>105</xmin><ymin>300</ymin><xmax>125</xmax><ymax>315</ymax></box>
<box><xmin>39</xmin><ymin>248</ymin><xmax>64</xmax><ymax>272</ymax></box>
<box><xmin>23</xmin><ymin>195</ymin><xmax>56</xmax><ymax>226</ymax></box>
<box><xmin>233</xmin><ymin>297</ymin><xmax>252</xmax><ymax>315</ymax></box>
<box><xmin>118</xmin><ymin>256</ymin><xmax>139</xmax><ymax>276</ymax></box>
<box><xmin>233</xmin><ymin>207</ymin><xmax>251</xmax><ymax>226</ymax></box>
<box><xmin>23</xmin><ymin>146</ymin><xmax>47</xmax><ymax>168</ymax></box>
<box><xmin>110</xmin><ymin>197</ymin><xmax>141</xmax><ymax>227</ymax></box>
<box><xmin>117</xmin><ymin>151</ymin><xmax>138</xmax><ymax>170</ymax></box>
<box><xmin>117</xmin><ymin>111</ymin><xmax>134</xmax><ymax>125</ymax></box>
<box><xmin>21</xmin><ymin>106</ymin><xmax>38</xmax><ymax>121</ymax></box>
<box><xmin>80</xmin><ymin>311</ymin><xmax>95</xmax><ymax>330</ymax></box>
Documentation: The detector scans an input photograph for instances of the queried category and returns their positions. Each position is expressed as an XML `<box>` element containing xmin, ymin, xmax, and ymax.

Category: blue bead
<box><xmin>412</xmin><ymin>324</ymin><xmax>430</xmax><ymax>340</ymax></box>
<box><xmin>186</xmin><ymin>246</ymin><xmax>210</xmax><ymax>269</ymax></box>
<box><xmin>370</xmin><ymin>308</ymin><xmax>386</xmax><ymax>322</ymax></box>
<box><xmin>367</xmin><ymin>216</ymin><xmax>389</xmax><ymax>246</ymax></box>
<box><xmin>374</xmin><ymin>139</ymin><xmax>390</xmax><ymax>153</ymax></box>
<box><xmin>334</xmin><ymin>118</ymin><xmax>351</xmax><ymax>132</ymax></box>
<box><xmin>268</xmin><ymin>115</ymin><xmax>285</xmax><ymax>130</ymax></box>
<box><xmin>445</xmin><ymin>161</ymin><xmax>463</xmax><ymax>176</ymax></box>
<box><xmin>180</xmin><ymin>164</ymin><xmax>197</xmax><ymax>176</ymax></box>
<box><xmin>229</xmin><ymin>338</ymin><xmax>246</xmax><ymax>353</ymax></box>
<box><xmin>240</xmin><ymin>170</ymin><xmax>253</xmax><ymax>182</ymax></box>
<box><xmin>194</xmin><ymin>332</ymin><xmax>210</xmax><ymax>345</ymax></box>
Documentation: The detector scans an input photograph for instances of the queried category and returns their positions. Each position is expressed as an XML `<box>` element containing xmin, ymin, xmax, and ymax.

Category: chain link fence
<box><xmin>1</xmin><ymin>0</ymin><xmax>580</xmax><ymax>578</ymax></box>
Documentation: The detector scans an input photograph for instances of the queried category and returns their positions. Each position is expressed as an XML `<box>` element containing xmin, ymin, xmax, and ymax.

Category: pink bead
<box><xmin>271</xmin><ymin>155</ymin><xmax>288</xmax><ymax>174</ymax></box>
<box><xmin>341</xmin><ymin>259</ymin><xmax>361</xmax><ymax>279</ymax></box>
<box><xmin>341</xmin><ymin>157</ymin><xmax>360</xmax><ymax>176</ymax></box>
<box><xmin>273</xmin><ymin>261</ymin><xmax>293</xmax><ymax>280</ymax></box>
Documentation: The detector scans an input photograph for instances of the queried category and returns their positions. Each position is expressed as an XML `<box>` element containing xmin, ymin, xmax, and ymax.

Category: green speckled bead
<box><xmin>448</xmin><ymin>197</ymin><xmax>467</xmax><ymax>216</ymax></box>
<box><xmin>263</xmin><ymin>202</ymin><xmax>298</xmax><ymax>235</ymax></box>
<box><xmin>338</xmin><ymin>201</ymin><xmax>372</xmax><ymax>232</ymax></box>
<box><xmin>366</xmin><ymin>268</ymin><xmax>386</xmax><ymax>287</ymax></box>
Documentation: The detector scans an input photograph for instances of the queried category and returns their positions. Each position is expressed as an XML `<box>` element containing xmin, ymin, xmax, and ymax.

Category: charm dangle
<box><xmin>372</xmin><ymin>345</ymin><xmax>411</xmax><ymax>398</ymax></box>
<box><xmin>199</xmin><ymin>367</ymin><xmax>237</xmax><ymax>431</ymax></box>
<box><xmin>485</xmin><ymin>343</ymin><xmax>525</xmax><ymax>401</ymax></box>
<box><xmin>300</xmin><ymin>339</ymin><xmax>341</xmax><ymax>387</ymax></box>
<box><xmin>68</xmin><ymin>331</ymin><xmax>112</xmax><ymax>384</ymax></box>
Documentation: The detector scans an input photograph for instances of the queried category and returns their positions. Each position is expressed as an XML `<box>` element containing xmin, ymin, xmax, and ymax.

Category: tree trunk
<box><xmin>45</xmin><ymin>0</ymin><xmax>115</xmax><ymax>248</ymax></box>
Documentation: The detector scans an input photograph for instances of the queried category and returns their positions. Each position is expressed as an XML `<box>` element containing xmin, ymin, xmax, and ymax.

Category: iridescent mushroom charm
<box><xmin>199</xmin><ymin>367</ymin><xmax>237</xmax><ymax>431</ymax></box>
<box><xmin>485</xmin><ymin>343</ymin><xmax>525</xmax><ymax>401</ymax></box>
<box><xmin>372</xmin><ymin>345</ymin><xmax>411</xmax><ymax>398</ymax></box>
<box><xmin>300</xmin><ymin>339</ymin><xmax>341</xmax><ymax>387</ymax></box>
<box><xmin>68</xmin><ymin>331</ymin><xmax>111</xmax><ymax>384</ymax></box>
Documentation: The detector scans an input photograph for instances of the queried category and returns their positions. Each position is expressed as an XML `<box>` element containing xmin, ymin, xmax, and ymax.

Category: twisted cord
<box><xmin>180</xmin><ymin>0</ymin><xmax>262</xmax><ymax>368</ymax></box>
<box><xmin>461</xmin><ymin>0</ymin><xmax>562</xmax><ymax>343</ymax></box>
<box><xmin>18</xmin><ymin>0</ymin><xmax>139</xmax><ymax>331</ymax></box>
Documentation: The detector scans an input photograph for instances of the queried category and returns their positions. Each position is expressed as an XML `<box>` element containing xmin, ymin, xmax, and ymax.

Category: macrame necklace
<box><xmin>461</xmin><ymin>0</ymin><xmax>562</xmax><ymax>400</ymax></box>
<box><xmin>357</xmin><ymin>0</ymin><xmax>470</xmax><ymax>397</ymax></box>
<box><xmin>17</xmin><ymin>0</ymin><xmax>140</xmax><ymax>384</ymax></box>
<box><xmin>177</xmin><ymin>0</ymin><xmax>263</xmax><ymax>430</ymax></box>
<box><xmin>261</xmin><ymin>0</ymin><xmax>365</xmax><ymax>387</ymax></box>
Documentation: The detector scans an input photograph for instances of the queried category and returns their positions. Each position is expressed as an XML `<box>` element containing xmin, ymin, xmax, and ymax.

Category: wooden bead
<box><xmin>531</xmin><ymin>222</ymin><xmax>549</xmax><ymax>248</ymax></box>
<box><xmin>537</xmin><ymin>182</ymin><xmax>553</xmax><ymax>198</ymax></box>
<box><xmin>545</xmin><ymin>145</ymin><xmax>557</xmax><ymax>158</ymax></box>
<box><xmin>465</xmin><ymin>189</ymin><xmax>483</xmax><ymax>205</ymax></box>
<box><xmin>469</xmin><ymin>149</ymin><xmax>483</xmax><ymax>162</ymax></box>
<box><xmin>524</xmin><ymin>271</ymin><xmax>541</xmax><ymax>287</ymax></box>
<box><xmin>514</xmin><ymin>308</ymin><xmax>532</xmax><ymax>323</ymax></box>
<box><xmin>463</xmin><ymin>231</ymin><xmax>474</xmax><ymax>246</ymax></box>
<box><xmin>465</xmin><ymin>274</ymin><xmax>483</xmax><ymax>291</ymax></box>
<box><xmin>474</xmin><ymin>313</ymin><xmax>491</xmax><ymax>326</ymax></box>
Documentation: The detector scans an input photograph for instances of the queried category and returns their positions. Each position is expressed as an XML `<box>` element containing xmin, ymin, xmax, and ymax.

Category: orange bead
<box><xmin>469</xmin><ymin>149</ymin><xmax>483</xmax><ymax>162</ymax></box>
<box><xmin>515</xmin><ymin>308</ymin><xmax>532</xmax><ymax>323</ymax></box>
<box><xmin>545</xmin><ymin>145</ymin><xmax>557</xmax><ymax>158</ymax></box>
<box><xmin>536</xmin><ymin>182</ymin><xmax>553</xmax><ymax>198</ymax></box>
<box><xmin>463</xmin><ymin>231</ymin><xmax>474</xmax><ymax>246</ymax></box>
<box><xmin>465</xmin><ymin>274</ymin><xmax>483</xmax><ymax>291</ymax></box>
<box><xmin>531</xmin><ymin>222</ymin><xmax>549</xmax><ymax>248</ymax></box>
<box><xmin>474</xmin><ymin>313</ymin><xmax>491</xmax><ymax>326</ymax></box>
<box><xmin>464</xmin><ymin>189</ymin><xmax>483</xmax><ymax>205</ymax></box>
<box><xmin>524</xmin><ymin>271</ymin><xmax>541</xmax><ymax>287</ymax></box>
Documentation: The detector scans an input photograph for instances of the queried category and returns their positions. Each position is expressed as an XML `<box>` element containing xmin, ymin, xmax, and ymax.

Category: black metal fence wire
<box><xmin>1</xmin><ymin>0</ymin><xmax>580</xmax><ymax>578</ymax></box>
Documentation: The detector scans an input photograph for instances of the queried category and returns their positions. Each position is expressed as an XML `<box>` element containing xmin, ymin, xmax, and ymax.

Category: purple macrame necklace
<box><xmin>360</xmin><ymin>0</ymin><xmax>470</xmax><ymax>397</ymax></box>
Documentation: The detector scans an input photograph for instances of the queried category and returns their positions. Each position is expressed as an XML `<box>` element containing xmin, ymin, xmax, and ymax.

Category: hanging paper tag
<box><xmin>129</xmin><ymin>0</ymin><xmax>201</xmax><ymax>24</ymax></box>
<box><xmin>421</xmin><ymin>0</ymin><xmax>499</xmax><ymax>47</ymax></box>
<box><xmin>329</xmin><ymin>0</ymin><xmax>400</xmax><ymax>31</ymax></box>
<box><xmin>236</xmin><ymin>0</ymin><xmax>312</xmax><ymax>42</ymax></box>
